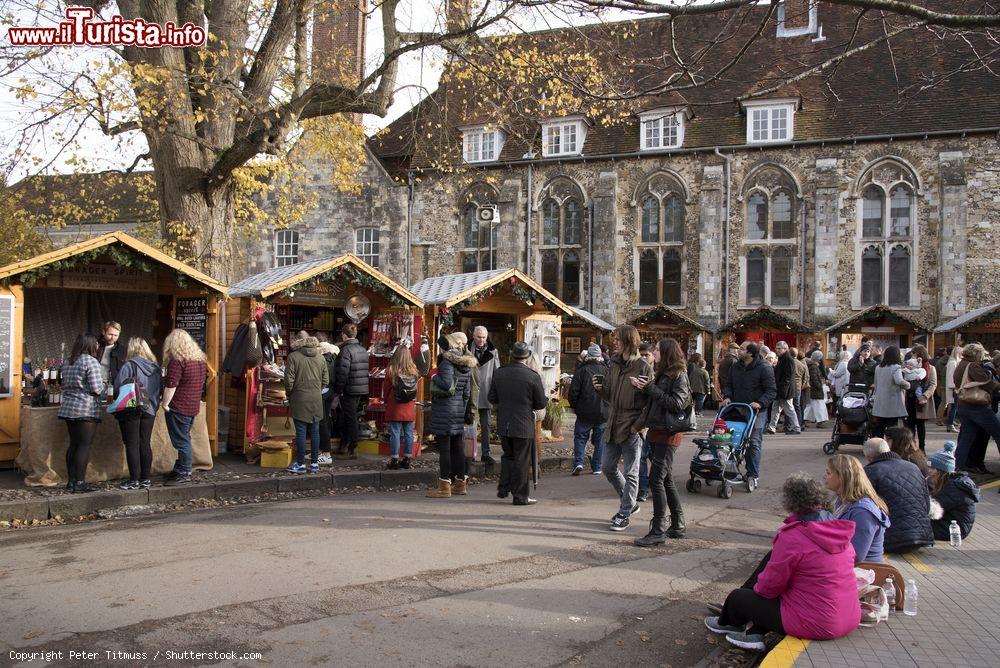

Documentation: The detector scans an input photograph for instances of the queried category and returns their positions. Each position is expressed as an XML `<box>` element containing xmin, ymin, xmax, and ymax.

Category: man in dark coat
<box><xmin>488</xmin><ymin>341</ymin><xmax>547</xmax><ymax>505</ymax></box>
<box><xmin>767</xmin><ymin>340</ymin><xmax>800</xmax><ymax>435</ymax></box>
<box><xmin>721</xmin><ymin>342</ymin><xmax>777</xmax><ymax>488</ymax></box>
<box><xmin>95</xmin><ymin>320</ymin><xmax>125</xmax><ymax>390</ymax></box>
<box><xmin>333</xmin><ymin>323</ymin><xmax>369</xmax><ymax>458</ymax></box>
<box><xmin>848</xmin><ymin>344</ymin><xmax>878</xmax><ymax>390</ymax></box>
<box><xmin>568</xmin><ymin>344</ymin><xmax>609</xmax><ymax>475</ymax></box>
<box><xmin>863</xmin><ymin>437</ymin><xmax>935</xmax><ymax>553</ymax></box>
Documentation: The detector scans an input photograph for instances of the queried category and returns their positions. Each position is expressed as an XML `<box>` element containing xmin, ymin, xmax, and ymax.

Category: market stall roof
<box><xmin>0</xmin><ymin>231</ymin><xmax>227</xmax><ymax>294</ymax></box>
<box><xmin>718</xmin><ymin>306</ymin><xmax>811</xmax><ymax>334</ymax></box>
<box><xmin>630</xmin><ymin>304</ymin><xmax>711</xmax><ymax>333</ymax></box>
<box><xmin>934</xmin><ymin>303</ymin><xmax>1000</xmax><ymax>334</ymax></box>
<box><xmin>568</xmin><ymin>306</ymin><xmax>615</xmax><ymax>332</ymax></box>
<box><xmin>228</xmin><ymin>254</ymin><xmax>423</xmax><ymax>306</ymax></box>
<box><xmin>410</xmin><ymin>268</ymin><xmax>575</xmax><ymax>316</ymax></box>
<box><xmin>824</xmin><ymin>305</ymin><xmax>931</xmax><ymax>334</ymax></box>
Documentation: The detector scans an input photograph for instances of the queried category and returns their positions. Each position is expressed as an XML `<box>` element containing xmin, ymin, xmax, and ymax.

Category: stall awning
<box><xmin>0</xmin><ymin>231</ymin><xmax>227</xmax><ymax>294</ymax></box>
<box><xmin>630</xmin><ymin>305</ymin><xmax>711</xmax><ymax>333</ymax></box>
<box><xmin>229</xmin><ymin>254</ymin><xmax>423</xmax><ymax>307</ymax></box>
<box><xmin>410</xmin><ymin>268</ymin><xmax>576</xmax><ymax>317</ymax></box>
<box><xmin>568</xmin><ymin>306</ymin><xmax>615</xmax><ymax>332</ymax></box>
<box><xmin>824</xmin><ymin>305</ymin><xmax>931</xmax><ymax>334</ymax></box>
<box><xmin>718</xmin><ymin>306</ymin><xmax>811</xmax><ymax>334</ymax></box>
<box><xmin>934</xmin><ymin>303</ymin><xmax>1000</xmax><ymax>333</ymax></box>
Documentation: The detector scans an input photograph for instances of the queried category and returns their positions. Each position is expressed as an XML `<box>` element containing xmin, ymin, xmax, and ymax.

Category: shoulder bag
<box><xmin>108</xmin><ymin>362</ymin><xmax>150</xmax><ymax>414</ymax></box>
<box><xmin>957</xmin><ymin>364</ymin><xmax>991</xmax><ymax>406</ymax></box>
<box><xmin>660</xmin><ymin>374</ymin><xmax>695</xmax><ymax>433</ymax></box>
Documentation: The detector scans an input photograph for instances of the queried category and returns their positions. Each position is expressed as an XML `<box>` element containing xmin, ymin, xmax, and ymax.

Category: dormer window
<box><xmin>742</xmin><ymin>99</ymin><xmax>797</xmax><ymax>144</ymax></box>
<box><xmin>639</xmin><ymin>108</ymin><xmax>686</xmax><ymax>151</ymax></box>
<box><xmin>542</xmin><ymin>117</ymin><xmax>586</xmax><ymax>157</ymax></box>
<box><xmin>463</xmin><ymin>126</ymin><xmax>504</xmax><ymax>163</ymax></box>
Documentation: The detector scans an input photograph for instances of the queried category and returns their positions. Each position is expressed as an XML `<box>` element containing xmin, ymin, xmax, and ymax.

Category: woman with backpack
<box><xmin>383</xmin><ymin>344</ymin><xmax>420</xmax><ymax>470</ymax></box>
<box><xmin>112</xmin><ymin>337</ymin><xmax>162</xmax><ymax>489</ymax></box>
<box><xmin>634</xmin><ymin>337</ymin><xmax>692</xmax><ymax>546</ymax></box>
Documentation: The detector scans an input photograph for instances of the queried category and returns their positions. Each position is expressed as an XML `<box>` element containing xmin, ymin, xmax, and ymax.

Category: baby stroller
<box><xmin>822</xmin><ymin>384</ymin><xmax>871</xmax><ymax>455</ymax></box>
<box><xmin>687</xmin><ymin>403</ymin><xmax>758</xmax><ymax>499</ymax></box>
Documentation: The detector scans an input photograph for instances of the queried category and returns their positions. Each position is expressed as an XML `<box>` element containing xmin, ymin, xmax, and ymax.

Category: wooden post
<box><xmin>0</xmin><ymin>285</ymin><xmax>24</xmax><ymax>463</ymax></box>
<box><xmin>205</xmin><ymin>294</ymin><xmax>220</xmax><ymax>456</ymax></box>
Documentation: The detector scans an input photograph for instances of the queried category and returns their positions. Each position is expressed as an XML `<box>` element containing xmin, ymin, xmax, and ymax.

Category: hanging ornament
<box><xmin>509</xmin><ymin>277</ymin><xmax>516</xmax><ymax>285</ymax></box>
<box><xmin>441</xmin><ymin>307</ymin><xmax>449</xmax><ymax>315</ymax></box>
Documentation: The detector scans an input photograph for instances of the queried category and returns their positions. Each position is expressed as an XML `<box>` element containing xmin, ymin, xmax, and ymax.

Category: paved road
<box><xmin>0</xmin><ymin>426</ymin><xmax>968</xmax><ymax>667</ymax></box>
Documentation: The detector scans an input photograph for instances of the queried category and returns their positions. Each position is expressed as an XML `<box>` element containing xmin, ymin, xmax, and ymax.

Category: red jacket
<box><xmin>381</xmin><ymin>373</ymin><xmax>416</xmax><ymax>423</ymax></box>
<box><xmin>754</xmin><ymin>512</ymin><xmax>861</xmax><ymax>640</ymax></box>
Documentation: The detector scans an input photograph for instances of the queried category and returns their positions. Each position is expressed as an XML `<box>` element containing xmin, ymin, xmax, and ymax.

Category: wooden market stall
<box><xmin>409</xmin><ymin>268</ymin><xmax>577</xmax><ymax>396</ymax></box>
<box><xmin>717</xmin><ymin>305</ymin><xmax>815</xmax><ymax>353</ymax></box>
<box><xmin>561</xmin><ymin>306</ymin><xmax>614</xmax><ymax>371</ymax></box>
<box><xmin>630</xmin><ymin>304</ymin><xmax>712</xmax><ymax>355</ymax></box>
<box><xmin>825</xmin><ymin>305</ymin><xmax>932</xmax><ymax>356</ymax></box>
<box><xmin>935</xmin><ymin>303</ymin><xmax>1000</xmax><ymax>353</ymax></box>
<box><xmin>0</xmin><ymin>232</ymin><xmax>226</xmax><ymax>482</ymax></box>
<box><xmin>224</xmin><ymin>254</ymin><xmax>424</xmax><ymax>455</ymax></box>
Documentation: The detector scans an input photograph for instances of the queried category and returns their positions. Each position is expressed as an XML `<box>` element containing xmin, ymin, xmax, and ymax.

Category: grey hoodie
<box><xmin>114</xmin><ymin>357</ymin><xmax>163</xmax><ymax>417</ymax></box>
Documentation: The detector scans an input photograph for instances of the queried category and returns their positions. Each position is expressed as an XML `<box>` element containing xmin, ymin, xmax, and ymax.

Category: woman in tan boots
<box><xmin>426</xmin><ymin>331</ymin><xmax>476</xmax><ymax>498</ymax></box>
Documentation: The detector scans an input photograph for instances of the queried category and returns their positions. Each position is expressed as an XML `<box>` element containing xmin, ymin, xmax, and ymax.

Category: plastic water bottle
<box><xmin>884</xmin><ymin>577</ymin><xmax>896</xmax><ymax>612</ymax></box>
<box><xmin>903</xmin><ymin>579</ymin><xmax>918</xmax><ymax>616</ymax></box>
<box><xmin>949</xmin><ymin>520</ymin><xmax>962</xmax><ymax>548</ymax></box>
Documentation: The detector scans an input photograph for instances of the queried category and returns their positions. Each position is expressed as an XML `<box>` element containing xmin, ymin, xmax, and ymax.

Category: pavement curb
<box><xmin>0</xmin><ymin>498</ymin><xmax>51</xmax><ymax>522</ymax></box>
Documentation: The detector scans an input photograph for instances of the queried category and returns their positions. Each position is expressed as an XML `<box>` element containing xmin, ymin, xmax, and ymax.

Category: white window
<box><xmin>542</xmin><ymin>119</ymin><xmax>585</xmax><ymax>156</ymax></box>
<box><xmin>743</xmin><ymin>100</ymin><xmax>796</xmax><ymax>144</ymax></box>
<box><xmin>463</xmin><ymin>127</ymin><xmax>503</xmax><ymax>163</ymax></box>
<box><xmin>355</xmin><ymin>228</ymin><xmax>380</xmax><ymax>268</ymax></box>
<box><xmin>274</xmin><ymin>229</ymin><xmax>299</xmax><ymax>267</ymax></box>
<box><xmin>639</xmin><ymin>109</ymin><xmax>685</xmax><ymax>150</ymax></box>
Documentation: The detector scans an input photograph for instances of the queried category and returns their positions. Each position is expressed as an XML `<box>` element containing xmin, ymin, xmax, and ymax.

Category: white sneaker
<box><xmin>316</xmin><ymin>453</ymin><xmax>333</xmax><ymax>465</ymax></box>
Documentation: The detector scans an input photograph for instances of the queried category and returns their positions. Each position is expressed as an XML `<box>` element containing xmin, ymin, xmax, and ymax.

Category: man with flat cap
<box><xmin>488</xmin><ymin>341</ymin><xmax>548</xmax><ymax>505</ymax></box>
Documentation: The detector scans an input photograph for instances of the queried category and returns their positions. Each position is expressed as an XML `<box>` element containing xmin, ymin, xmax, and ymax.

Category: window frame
<box><xmin>541</xmin><ymin>117</ymin><xmax>587</xmax><ymax>157</ymax></box>
<box><xmin>462</xmin><ymin>126</ymin><xmax>504</xmax><ymax>163</ymax></box>
<box><xmin>274</xmin><ymin>229</ymin><xmax>300</xmax><ymax>268</ymax></box>
<box><xmin>634</xmin><ymin>184</ymin><xmax>686</xmax><ymax>307</ymax></box>
<box><xmin>742</xmin><ymin>100</ymin><xmax>797</xmax><ymax>144</ymax></box>
<box><xmin>354</xmin><ymin>227</ymin><xmax>380</xmax><ymax>268</ymax></box>
<box><xmin>537</xmin><ymin>193</ymin><xmax>585</xmax><ymax>305</ymax></box>
<box><xmin>639</xmin><ymin>108</ymin><xmax>686</xmax><ymax>151</ymax></box>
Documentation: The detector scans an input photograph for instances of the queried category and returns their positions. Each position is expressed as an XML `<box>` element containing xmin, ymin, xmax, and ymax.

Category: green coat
<box><xmin>688</xmin><ymin>366</ymin><xmax>711</xmax><ymax>395</ymax></box>
<box><xmin>284</xmin><ymin>337</ymin><xmax>329</xmax><ymax>423</ymax></box>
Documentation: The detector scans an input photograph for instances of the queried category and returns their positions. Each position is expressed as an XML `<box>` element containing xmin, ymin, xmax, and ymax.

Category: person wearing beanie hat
<box><xmin>928</xmin><ymin>441</ymin><xmax>980</xmax><ymax>541</ymax></box>
<box><xmin>569</xmin><ymin>341</ymin><xmax>610</xmax><ymax>475</ymax></box>
<box><xmin>709</xmin><ymin>418</ymin><xmax>733</xmax><ymax>444</ymax></box>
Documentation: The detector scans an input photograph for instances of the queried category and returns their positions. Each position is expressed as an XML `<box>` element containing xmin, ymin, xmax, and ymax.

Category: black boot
<box><xmin>665</xmin><ymin>486</ymin><xmax>686</xmax><ymax>538</ymax></box>
<box><xmin>634</xmin><ymin>517</ymin><xmax>667</xmax><ymax>547</ymax></box>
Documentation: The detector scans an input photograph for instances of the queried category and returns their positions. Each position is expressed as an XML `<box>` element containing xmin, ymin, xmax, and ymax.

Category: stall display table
<box><xmin>16</xmin><ymin>403</ymin><xmax>213</xmax><ymax>486</ymax></box>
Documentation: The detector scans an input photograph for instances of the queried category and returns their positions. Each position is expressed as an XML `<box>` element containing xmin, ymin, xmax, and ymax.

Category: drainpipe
<box><xmin>714</xmin><ymin>148</ymin><xmax>733</xmax><ymax>326</ymax></box>
<box><xmin>523</xmin><ymin>155</ymin><xmax>536</xmax><ymax>274</ymax></box>
<box><xmin>588</xmin><ymin>200</ymin><xmax>595</xmax><ymax>313</ymax></box>
<box><xmin>406</xmin><ymin>171</ymin><xmax>415</xmax><ymax>286</ymax></box>
<box><xmin>799</xmin><ymin>198</ymin><xmax>807</xmax><ymax>326</ymax></box>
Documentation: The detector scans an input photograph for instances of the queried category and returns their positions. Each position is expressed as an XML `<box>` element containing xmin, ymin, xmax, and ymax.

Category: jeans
<box><xmin>638</xmin><ymin>436</ymin><xmax>651</xmax><ymax>495</ymax></box>
<box><xmin>437</xmin><ymin>432</ymin><xmax>466</xmax><ymax>481</ymax></box>
<box><xmin>745</xmin><ymin>416</ymin><xmax>766</xmax><ymax>480</ymax></box>
<box><xmin>692</xmin><ymin>393</ymin><xmax>707</xmax><ymax>415</ymax></box>
<box><xmin>768</xmin><ymin>397</ymin><xmax>799</xmax><ymax>432</ymax></box>
<box><xmin>794</xmin><ymin>394</ymin><xmax>804</xmax><ymax>426</ymax></box>
<box><xmin>602</xmin><ymin>433</ymin><xmax>642</xmax><ymax>516</ymax></box>
<box><xmin>649</xmin><ymin>441</ymin><xmax>682</xmax><ymax>521</ymax></box>
<box><xmin>572</xmin><ymin>420</ymin><xmax>605</xmax><ymax>471</ymax></box>
<box><xmin>955</xmin><ymin>404</ymin><xmax>1000</xmax><ymax>470</ymax></box>
<box><xmin>479</xmin><ymin>407</ymin><xmax>492</xmax><ymax>458</ymax></box>
<box><xmin>294</xmin><ymin>419</ymin><xmax>320</xmax><ymax>466</ymax></box>
<box><xmin>165</xmin><ymin>410</ymin><xmax>195</xmax><ymax>475</ymax></box>
<box><xmin>117</xmin><ymin>412</ymin><xmax>155</xmax><ymax>481</ymax></box>
<box><xmin>498</xmin><ymin>436</ymin><xmax>532</xmax><ymax>502</ymax></box>
<box><xmin>946</xmin><ymin>402</ymin><xmax>959</xmax><ymax>429</ymax></box>
<box><xmin>388</xmin><ymin>421</ymin><xmax>415</xmax><ymax>458</ymax></box>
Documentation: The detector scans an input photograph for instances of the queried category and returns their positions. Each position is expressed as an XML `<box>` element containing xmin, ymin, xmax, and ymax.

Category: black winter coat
<box><xmin>334</xmin><ymin>339</ymin><xmax>369</xmax><ymax>396</ymax></box>
<box><xmin>932</xmin><ymin>472</ymin><xmax>980</xmax><ymax>541</ymax></box>
<box><xmin>221</xmin><ymin>323</ymin><xmax>251</xmax><ymax>377</ymax></box>
<box><xmin>488</xmin><ymin>362</ymin><xmax>548</xmax><ymax>439</ymax></box>
<box><xmin>722</xmin><ymin>355</ymin><xmax>777</xmax><ymax>407</ymax></box>
<box><xmin>775</xmin><ymin>352</ymin><xmax>797</xmax><ymax>400</ymax></box>
<box><xmin>428</xmin><ymin>351</ymin><xmax>475</xmax><ymax>435</ymax></box>
<box><xmin>643</xmin><ymin>371</ymin><xmax>692</xmax><ymax>431</ymax></box>
<box><xmin>568</xmin><ymin>359</ymin><xmax>609</xmax><ymax>424</ymax></box>
<box><xmin>807</xmin><ymin>360</ymin><xmax>825</xmax><ymax>400</ymax></box>
<box><xmin>848</xmin><ymin>355</ymin><xmax>877</xmax><ymax>389</ymax></box>
<box><xmin>865</xmin><ymin>453</ymin><xmax>935</xmax><ymax>552</ymax></box>
<box><xmin>95</xmin><ymin>338</ymin><xmax>125</xmax><ymax>384</ymax></box>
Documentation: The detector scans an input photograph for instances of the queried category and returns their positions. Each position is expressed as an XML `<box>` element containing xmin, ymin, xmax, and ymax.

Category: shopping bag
<box><xmin>108</xmin><ymin>382</ymin><xmax>139</xmax><ymax>413</ymax></box>
<box><xmin>464</xmin><ymin>424</ymin><xmax>479</xmax><ymax>460</ymax></box>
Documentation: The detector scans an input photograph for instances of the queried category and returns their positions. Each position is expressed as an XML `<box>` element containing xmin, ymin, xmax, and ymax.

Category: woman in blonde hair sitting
<box><xmin>161</xmin><ymin>329</ymin><xmax>208</xmax><ymax>486</ymax></box>
<box><xmin>823</xmin><ymin>454</ymin><xmax>890</xmax><ymax>563</ymax></box>
<box><xmin>113</xmin><ymin>337</ymin><xmax>163</xmax><ymax>489</ymax></box>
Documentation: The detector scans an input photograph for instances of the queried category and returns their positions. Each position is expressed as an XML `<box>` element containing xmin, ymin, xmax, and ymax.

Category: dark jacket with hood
<box><xmin>568</xmin><ymin>358</ymin><xmax>610</xmax><ymax>424</ymax></box>
<box><xmin>598</xmin><ymin>352</ymin><xmax>653</xmax><ymax>444</ymax></box>
<box><xmin>775</xmin><ymin>352</ymin><xmax>797</xmax><ymax>400</ymax></box>
<box><xmin>113</xmin><ymin>357</ymin><xmax>163</xmax><ymax>417</ymax></box>
<box><xmin>807</xmin><ymin>358</ymin><xmax>826</xmax><ymax>400</ymax></box>
<box><xmin>488</xmin><ymin>361</ymin><xmax>548</xmax><ymax>439</ymax></box>
<box><xmin>932</xmin><ymin>472</ymin><xmax>980</xmax><ymax>540</ymax></box>
<box><xmin>284</xmin><ymin>336</ymin><xmax>329</xmax><ymax>423</ymax></box>
<box><xmin>334</xmin><ymin>338</ymin><xmax>369</xmax><ymax>397</ymax></box>
<box><xmin>643</xmin><ymin>370</ymin><xmax>692</xmax><ymax>431</ymax></box>
<box><xmin>864</xmin><ymin>452</ymin><xmax>935</xmax><ymax>552</ymax></box>
<box><xmin>848</xmin><ymin>352</ymin><xmax>877</xmax><ymax>389</ymax></box>
<box><xmin>722</xmin><ymin>354</ymin><xmax>777</xmax><ymax>408</ymax></box>
<box><xmin>429</xmin><ymin>349</ymin><xmax>475</xmax><ymax>435</ymax></box>
<box><xmin>96</xmin><ymin>338</ymin><xmax>126</xmax><ymax>384</ymax></box>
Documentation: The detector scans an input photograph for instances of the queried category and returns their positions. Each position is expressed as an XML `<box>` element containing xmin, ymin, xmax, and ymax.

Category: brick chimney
<box><xmin>778</xmin><ymin>1</ymin><xmax>819</xmax><ymax>38</ymax></box>
<box><xmin>446</xmin><ymin>0</ymin><xmax>471</xmax><ymax>33</ymax></box>
<box><xmin>312</xmin><ymin>0</ymin><xmax>367</xmax><ymax>87</ymax></box>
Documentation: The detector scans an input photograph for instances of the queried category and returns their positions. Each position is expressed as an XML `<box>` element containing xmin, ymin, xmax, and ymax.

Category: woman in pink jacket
<box><xmin>705</xmin><ymin>473</ymin><xmax>861</xmax><ymax>651</ymax></box>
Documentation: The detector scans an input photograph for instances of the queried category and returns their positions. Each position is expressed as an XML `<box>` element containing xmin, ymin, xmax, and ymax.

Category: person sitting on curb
<box><xmin>824</xmin><ymin>454</ymin><xmax>890</xmax><ymax>563</ymax></box>
<box><xmin>705</xmin><ymin>473</ymin><xmax>861</xmax><ymax>651</ymax></box>
<box><xmin>927</xmin><ymin>441</ymin><xmax>980</xmax><ymax>542</ymax></box>
<box><xmin>862</xmin><ymin>437</ymin><xmax>938</xmax><ymax>553</ymax></box>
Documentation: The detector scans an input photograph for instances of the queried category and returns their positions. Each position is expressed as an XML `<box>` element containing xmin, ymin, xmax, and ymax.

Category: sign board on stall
<box><xmin>45</xmin><ymin>264</ymin><xmax>156</xmax><ymax>293</ymax></box>
<box><xmin>0</xmin><ymin>294</ymin><xmax>13</xmax><ymax>398</ymax></box>
<box><xmin>283</xmin><ymin>281</ymin><xmax>349</xmax><ymax>306</ymax></box>
<box><xmin>175</xmin><ymin>297</ymin><xmax>207</xmax><ymax>351</ymax></box>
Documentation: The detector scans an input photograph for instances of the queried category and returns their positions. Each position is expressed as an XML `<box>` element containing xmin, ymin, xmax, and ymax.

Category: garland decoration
<box><xmin>275</xmin><ymin>262</ymin><xmax>413</xmax><ymax>307</ymax></box>
<box><xmin>4</xmin><ymin>244</ymin><xmax>197</xmax><ymax>290</ymax></box>
<box><xmin>437</xmin><ymin>277</ymin><xmax>562</xmax><ymax>326</ymax></box>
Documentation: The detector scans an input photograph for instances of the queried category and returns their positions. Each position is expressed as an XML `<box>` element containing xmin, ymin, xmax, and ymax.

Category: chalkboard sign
<box><xmin>0</xmin><ymin>295</ymin><xmax>13</xmax><ymax>398</ymax></box>
<box><xmin>175</xmin><ymin>297</ymin><xmax>207</xmax><ymax>351</ymax></box>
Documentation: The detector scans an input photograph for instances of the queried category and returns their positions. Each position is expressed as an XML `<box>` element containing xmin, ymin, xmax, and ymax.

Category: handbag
<box><xmin>957</xmin><ymin>365</ymin><xmax>992</xmax><ymax>406</ymax></box>
<box><xmin>108</xmin><ymin>363</ymin><xmax>149</xmax><ymax>414</ymax></box>
<box><xmin>659</xmin><ymin>374</ymin><xmax>695</xmax><ymax>433</ymax></box>
<box><xmin>430</xmin><ymin>371</ymin><xmax>457</xmax><ymax>398</ymax></box>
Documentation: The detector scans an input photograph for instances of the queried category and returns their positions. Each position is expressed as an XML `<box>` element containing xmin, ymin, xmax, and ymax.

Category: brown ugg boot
<box><xmin>426</xmin><ymin>479</ymin><xmax>451</xmax><ymax>498</ymax></box>
<box><xmin>452</xmin><ymin>476</ymin><xmax>468</xmax><ymax>495</ymax></box>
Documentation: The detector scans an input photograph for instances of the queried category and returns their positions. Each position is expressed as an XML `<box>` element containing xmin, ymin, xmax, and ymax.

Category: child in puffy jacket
<box><xmin>927</xmin><ymin>441</ymin><xmax>980</xmax><ymax>540</ymax></box>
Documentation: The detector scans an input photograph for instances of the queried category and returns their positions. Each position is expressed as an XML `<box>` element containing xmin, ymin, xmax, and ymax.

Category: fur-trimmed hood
<box><xmin>318</xmin><ymin>341</ymin><xmax>340</xmax><ymax>356</ymax></box>
<box><xmin>442</xmin><ymin>350</ymin><xmax>478</xmax><ymax>369</ymax></box>
<box><xmin>291</xmin><ymin>336</ymin><xmax>320</xmax><ymax>355</ymax></box>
